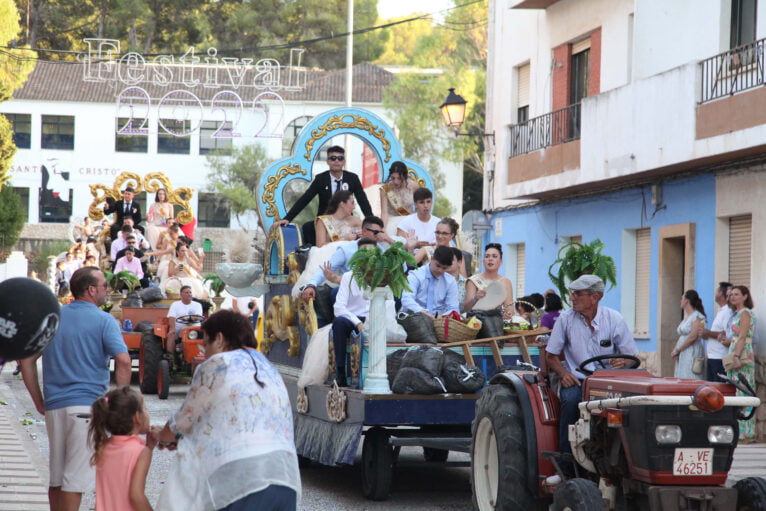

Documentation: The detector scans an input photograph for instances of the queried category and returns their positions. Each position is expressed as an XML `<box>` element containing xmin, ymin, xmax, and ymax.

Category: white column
<box><xmin>363</xmin><ymin>286</ymin><xmax>391</xmax><ymax>394</ymax></box>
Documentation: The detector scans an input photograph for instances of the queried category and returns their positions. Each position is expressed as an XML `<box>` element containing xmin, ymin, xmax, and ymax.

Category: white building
<box><xmin>484</xmin><ymin>0</ymin><xmax>766</xmax><ymax>389</ymax></box>
<box><xmin>2</xmin><ymin>58</ymin><xmax>462</xmax><ymax>248</ymax></box>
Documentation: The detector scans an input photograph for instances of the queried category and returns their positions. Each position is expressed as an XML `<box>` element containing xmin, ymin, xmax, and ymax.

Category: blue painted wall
<box><xmin>485</xmin><ymin>173</ymin><xmax>717</xmax><ymax>352</ymax></box>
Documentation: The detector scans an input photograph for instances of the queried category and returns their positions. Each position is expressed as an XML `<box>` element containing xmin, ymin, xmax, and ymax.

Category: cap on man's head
<box><xmin>568</xmin><ymin>274</ymin><xmax>605</xmax><ymax>295</ymax></box>
<box><xmin>124</xmin><ymin>186</ymin><xmax>136</xmax><ymax>193</ymax></box>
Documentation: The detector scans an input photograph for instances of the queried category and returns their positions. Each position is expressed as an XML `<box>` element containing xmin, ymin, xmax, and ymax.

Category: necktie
<box><xmin>124</xmin><ymin>202</ymin><xmax>129</xmax><ymax>214</ymax></box>
<box><xmin>426</xmin><ymin>272</ymin><xmax>436</xmax><ymax>313</ymax></box>
<box><xmin>334</xmin><ymin>179</ymin><xmax>342</xmax><ymax>194</ymax></box>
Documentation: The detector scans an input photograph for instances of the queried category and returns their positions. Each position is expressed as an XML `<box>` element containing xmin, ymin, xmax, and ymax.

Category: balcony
<box><xmin>509</xmin><ymin>103</ymin><xmax>581</xmax><ymax>157</ymax></box>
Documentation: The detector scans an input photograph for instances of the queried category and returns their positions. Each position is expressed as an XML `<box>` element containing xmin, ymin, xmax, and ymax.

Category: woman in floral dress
<box><xmin>670</xmin><ymin>290</ymin><xmax>706</xmax><ymax>380</ymax></box>
<box><xmin>722</xmin><ymin>285</ymin><xmax>757</xmax><ymax>441</ymax></box>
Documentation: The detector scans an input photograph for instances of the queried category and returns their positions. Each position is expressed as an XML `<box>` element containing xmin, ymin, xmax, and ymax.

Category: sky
<box><xmin>377</xmin><ymin>0</ymin><xmax>453</xmax><ymax>22</ymax></box>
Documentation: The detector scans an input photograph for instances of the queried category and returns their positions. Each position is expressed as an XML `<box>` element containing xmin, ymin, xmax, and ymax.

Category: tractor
<box><xmin>138</xmin><ymin>314</ymin><xmax>205</xmax><ymax>399</ymax></box>
<box><xmin>471</xmin><ymin>353</ymin><xmax>764</xmax><ymax>510</ymax></box>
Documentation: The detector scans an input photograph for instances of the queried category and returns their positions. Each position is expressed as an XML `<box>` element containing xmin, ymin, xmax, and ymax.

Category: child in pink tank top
<box><xmin>88</xmin><ymin>387</ymin><xmax>156</xmax><ymax>510</ymax></box>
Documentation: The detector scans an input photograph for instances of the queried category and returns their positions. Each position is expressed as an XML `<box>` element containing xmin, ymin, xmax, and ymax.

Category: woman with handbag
<box><xmin>670</xmin><ymin>290</ymin><xmax>706</xmax><ymax>380</ymax></box>
<box><xmin>154</xmin><ymin>310</ymin><xmax>301</xmax><ymax>510</ymax></box>
<box><xmin>720</xmin><ymin>285</ymin><xmax>757</xmax><ymax>441</ymax></box>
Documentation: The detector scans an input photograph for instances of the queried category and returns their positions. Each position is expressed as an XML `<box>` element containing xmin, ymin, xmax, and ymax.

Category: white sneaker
<box><xmin>543</xmin><ymin>474</ymin><xmax>562</xmax><ymax>486</ymax></box>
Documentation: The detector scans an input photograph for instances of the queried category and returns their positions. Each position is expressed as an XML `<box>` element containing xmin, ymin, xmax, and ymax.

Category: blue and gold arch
<box><xmin>257</xmin><ymin>107</ymin><xmax>434</xmax><ymax>234</ymax></box>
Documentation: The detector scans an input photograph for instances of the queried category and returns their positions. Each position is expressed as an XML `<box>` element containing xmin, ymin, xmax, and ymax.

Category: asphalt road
<box><xmin>0</xmin><ymin>363</ymin><xmax>474</xmax><ymax>510</ymax></box>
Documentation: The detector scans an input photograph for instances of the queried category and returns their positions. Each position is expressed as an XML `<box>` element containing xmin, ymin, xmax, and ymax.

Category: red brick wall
<box><xmin>588</xmin><ymin>27</ymin><xmax>602</xmax><ymax>96</ymax></box>
<box><xmin>552</xmin><ymin>44</ymin><xmax>571</xmax><ymax>112</ymax></box>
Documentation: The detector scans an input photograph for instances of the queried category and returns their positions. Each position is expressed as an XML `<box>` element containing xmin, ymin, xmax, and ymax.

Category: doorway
<box><xmin>656</xmin><ymin>223</ymin><xmax>695</xmax><ymax>376</ymax></box>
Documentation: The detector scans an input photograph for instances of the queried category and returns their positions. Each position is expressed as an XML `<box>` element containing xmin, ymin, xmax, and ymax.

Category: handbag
<box><xmin>722</xmin><ymin>353</ymin><xmax>737</xmax><ymax>371</ymax></box>
<box><xmin>466</xmin><ymin>308</ymin><xmax>505</xmax><ymax>340</ymax></box>
<box><xmin>156</xmin><ymin>442</ymin><xmax>206</xmax><ymax>511</ymax></box>
<box><xmin>692</xmin><ymin>356</ymin><xmax>705</xmax><ymax>375</ymax></box>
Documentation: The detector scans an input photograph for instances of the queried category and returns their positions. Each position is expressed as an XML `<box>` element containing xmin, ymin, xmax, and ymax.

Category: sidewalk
<box><xmin>0</xmin><ymin>400</ymin><xmax>48</xmax><ymax>510</ymax></box>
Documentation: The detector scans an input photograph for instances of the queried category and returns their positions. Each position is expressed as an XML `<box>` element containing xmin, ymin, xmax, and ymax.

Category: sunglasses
<box><xmin>328</xmin><ymin>156</ymin><xmax>345</xmax><ymax>162</ymax></box>
<box><xmin>366</xmin><ymin>228</ymin><xmax>383</xmax><ymax>236</ymax></box>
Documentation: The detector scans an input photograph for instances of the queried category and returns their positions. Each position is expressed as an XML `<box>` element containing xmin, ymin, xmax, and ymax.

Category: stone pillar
<box><xmin>363</xmin><ymin>286</ymin><xmax>392</xmax><ymax>394</ymax></box>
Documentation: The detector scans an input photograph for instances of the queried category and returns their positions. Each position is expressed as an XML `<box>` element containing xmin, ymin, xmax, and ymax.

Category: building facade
<box><xmin>484</xmin><ymin>0</ymin><xmax>766</xmax><ymax>386</ymax></box>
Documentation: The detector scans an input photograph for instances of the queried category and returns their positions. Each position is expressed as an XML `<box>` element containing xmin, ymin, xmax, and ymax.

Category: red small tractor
<box><xmin>138</xmin><ymin>314</ymin><xmax>205</xmax><ymax>399</ymax></box>
<box><xmin>471</xmin><ymin>354</ymin><xmax>764</xmax><ymax>510</ymax></box>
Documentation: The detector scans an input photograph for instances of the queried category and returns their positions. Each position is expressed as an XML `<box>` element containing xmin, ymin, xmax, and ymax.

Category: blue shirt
<box><xmin>546</xmin><ymin>305</ymin><xmax>638</xmax><ymax>380</ymax></box>
<box><xmin>401</xmin><ymin>265</ymin><xmax>459</xmax><ymax>316</ymax></box>
<box><xmin>42</xmin><ymin>300</ymin><xmax>128</xmax><ymax>410</ymax></box>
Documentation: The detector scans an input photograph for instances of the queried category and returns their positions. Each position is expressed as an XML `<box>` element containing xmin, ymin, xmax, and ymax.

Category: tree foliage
<box><xmin>15</xmin><ymin>0</ymin><xmax>386</xmax><ymax>68</ymax></box>
<box><xmin>0</xmin><ymin>185</ymin><xmax>26</xmax><ymax>248</ymax></box>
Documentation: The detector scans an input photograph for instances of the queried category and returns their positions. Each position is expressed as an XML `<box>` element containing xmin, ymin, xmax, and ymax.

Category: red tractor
<box><xmin>471</xmin><ymin>354</ymin><xmax>764</xmax><ymax>510</ymax></box>
<box><xmin>138</xmin><ymin>314</ymin><xmax>205</xmax><ymax>399</ymax></box>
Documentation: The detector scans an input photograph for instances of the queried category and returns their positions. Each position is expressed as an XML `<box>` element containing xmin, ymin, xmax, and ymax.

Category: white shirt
<box><xmin>333</xmin><ymin>272</ymin><xmax>370</xmax><ymax>326</ymax></box>
<box><xmin>168</xmin><ymin>300</ymin><xmax>203</xmax><ymax>334</ymax></box>
<box><xmin>397</xmin><ymin>213</ymin><xmax>441</xmax><ymax>247</ymax></box>
<box><xmin>706</xmin><ymin>306</ymin><xmax>735</xmax><ymax>358</ymax></box>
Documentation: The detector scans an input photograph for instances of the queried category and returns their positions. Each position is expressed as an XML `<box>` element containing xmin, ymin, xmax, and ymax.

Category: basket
<box><xmin>434</xmin><ymin>316</ymin><xmax>481</xmax><ymax>343</ymax></box>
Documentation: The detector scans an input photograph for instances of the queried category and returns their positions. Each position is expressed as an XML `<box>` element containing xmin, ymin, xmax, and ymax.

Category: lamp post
<box><xmin>439</xmin><ymin>88</ymin><xmax>494</xmax><ymax>144</ymax></box>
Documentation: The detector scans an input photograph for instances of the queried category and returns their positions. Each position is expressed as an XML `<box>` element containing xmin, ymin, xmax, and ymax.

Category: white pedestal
<box><xmin>363</xmin><ymin>286</ymin><xmax>392</xmax><ymax>394</ymax></box>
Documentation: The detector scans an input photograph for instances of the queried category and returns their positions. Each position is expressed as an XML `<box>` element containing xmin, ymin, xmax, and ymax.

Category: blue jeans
<box><xmin>219</xmin><ymin>485</ymin><xmax>296</xmax><ymax>511</ymax></box>
<box><xmin>559</xmin><ymin>383</ymin><xmax>583</xmax><ymax>475</ymax></box>
<box><xmin>332</xmin><ymin>316</ymin><xmax>365</xmax><ymax>370</ymax></box>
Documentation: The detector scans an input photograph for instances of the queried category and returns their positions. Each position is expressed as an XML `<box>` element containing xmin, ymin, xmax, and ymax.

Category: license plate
<box><xmin>673</xmin><ymin>448</ymin><xmax>713</xmax><ymax>476</ymax></box>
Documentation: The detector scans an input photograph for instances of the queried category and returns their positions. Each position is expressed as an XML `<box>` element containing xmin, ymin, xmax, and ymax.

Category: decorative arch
<box><xmin>256</xmin><ymin>107</ymin><xmax>434</xmax><ymax>233</ymax></box>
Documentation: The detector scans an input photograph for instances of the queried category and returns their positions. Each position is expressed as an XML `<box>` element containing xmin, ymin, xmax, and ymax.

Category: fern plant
<box><xmin>348</xmin><ymin>241</ymin><xmax>416</xmax><ymax>298</ymax></box>
<box><xmin>103</xmin><ymin>270</ymin><xmax>141</xmax><ymax>293</ymax></box>
<box><xmin>203</xmin><ymin>273</ymin><xmax>226</xmax><ymax>297</ymax></box>
<box><xmin>548</xmin><ymin>238</ymin><xmax>617</xmax><ymax>304</ymax></box>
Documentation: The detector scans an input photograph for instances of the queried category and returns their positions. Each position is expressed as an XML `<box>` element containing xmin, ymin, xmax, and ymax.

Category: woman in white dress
<box><xmin>148</xmin><ymin>223</ymin><xmax>182</xmax><ymax>282</ymax></box>
<box><xmin>160</xmin><ymin>243</ymin><xmax>209</xmax><ymax>300</ymax></box>
<box><xmin>145</xmin><ymin>188</ymin><xmax>174</xmax><ymax>249</ymax></box>
<box><xmin>670</xmin><ymin>289</ymin><xmax>706</xmax><ymax>379</ymax></box>
<box><xmin>380</xmin><ymin>161</ymin><xmax>417</xmax><ymax>237</ymax></box>
<box><xmin>315</xmin><ymin>190</ymin><xmax>361</xmax><ymax>247</ymax></box>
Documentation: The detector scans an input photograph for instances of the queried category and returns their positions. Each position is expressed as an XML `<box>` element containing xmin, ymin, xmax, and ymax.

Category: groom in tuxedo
<box><xmin>104</xmin><ymin>186</ymin><xmax>143</xmax><ymax>239</ymax></box>
<box><xmin>276</xmin><ymin>146</ymin><xmax>372</xmax><ymax>245</ymax></box>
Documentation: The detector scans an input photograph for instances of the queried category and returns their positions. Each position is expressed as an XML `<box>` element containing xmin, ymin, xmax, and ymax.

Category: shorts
<box><xmin>45</xmin><ymin>406</ymin><xmax>95</xmax><ymax>492</ymax></box>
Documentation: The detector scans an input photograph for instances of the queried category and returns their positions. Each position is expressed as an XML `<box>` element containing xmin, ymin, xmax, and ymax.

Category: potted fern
<box><xmin>103</xmin><ymin>270</ymin><xmax>141</xmax><ymax>315</ymax></box>
<box><xmin>548</xmin><ymin>238</ymin><xmax>617</xmax><ymax>304</ymax></box>
<box><xmin>203</xmin><ymin>273</ymin><xmax>226</xmax><ymax>309</ymax></box>
<box><xmin>347</xmin><ymin>241</ymin><xmax>415</xmax><ymax>298</ymax></box>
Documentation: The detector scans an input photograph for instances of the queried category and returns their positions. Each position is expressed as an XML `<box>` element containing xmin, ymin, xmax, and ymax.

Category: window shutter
<box><xmin>572</xmin><ymin>38</ymin><xmax>591</xmax><ymax>55</ymax></box>
<box><xmin>634</xmin><ymin>228</ymin><xmax>651</xmax><ymax>336</ymax></box>
<box><xmin>516</xmin><ymin>243</ymin><xmax>526</xmax><ymax>298</ymax></box>
<box><xmin>728</xmin><ymin>215</ymin><xmax>752</xmax><ymax>288</ymax></box>
<box><xmin>517</xmin><ymin>64</ymin><xmax>530</xmax><ymax>109</ymax></box>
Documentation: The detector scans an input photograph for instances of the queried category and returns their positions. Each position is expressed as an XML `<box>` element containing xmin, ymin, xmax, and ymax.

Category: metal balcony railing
<box><xmin>700</xmin><ymin>37</ymin><xmax>765</xmax><ymax>103</ymax></box>
<box><xmin>509</xmin><ymin>103</ymin><xmax>581</xmax><ymax>158</ymax></box>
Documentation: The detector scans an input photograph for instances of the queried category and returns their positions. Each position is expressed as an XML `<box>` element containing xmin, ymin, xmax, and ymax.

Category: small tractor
<box><xmin>138</xmin><ymin>314</ymin><xmax>205</xmax><ymax>399</ymax></box>
<box><xmin>471</xmin><ymin>353</ymin><xmax>764</xmax><ymax>510</ymax></box>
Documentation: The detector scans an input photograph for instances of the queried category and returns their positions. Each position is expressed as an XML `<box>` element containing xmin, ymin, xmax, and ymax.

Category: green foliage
<box><xmin>104</xmin><ymin>269</ymin><xmax>141</xmax><ymax>293</ymax></box>
<box><xmin>548</xmin><ymin>239</ymin><xmax>618</xmax><ymax>304</ymax></box>
<box><xmin>348</xmin><ymin>241</ymin><xmax>416</xmax><ymax>298</ymax></box>
<box><xmin>203</xmin><ymin>273</ymin><xmax>226</xmax><ymax>297</ymax></box>
<box><xmin>0</xmin><ymin>185</ymin><xmax>24</xmax><ymax>247</ymax></box>
<box><xmin>206</xmin><ymin>143</ymin><xmax>269</xmax><ymax>220</ymax></box>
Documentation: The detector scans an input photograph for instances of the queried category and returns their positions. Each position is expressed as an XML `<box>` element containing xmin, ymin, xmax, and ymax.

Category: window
<box><xmin>199</xmin><ymin>121</ymin><xmax>233</xmax><ymax>155</ymax></box>
<box><xmin>115</xmin><ymin>117</ymin><xmax>148</xmax><ymax>153</ymax></box>
<box><xmin>39</xmin><ymin>189</ymin><xmax>73</xmax><ymax>223</ymax></box>
<box><xmin>158</xmin><ymin>120</ymin><xmax>191</xmax><ymax>154</ymax></box>
<box><xmin>282</xmin><ymin>115</ymin><xmax>312</xmax><ymax>157</ymax></box>
<box><xmin>731</xmin><ymin>0</ymin><xmax>757</xmax><ymax>49</ymax></box>
<box><xmin>197</xmin><ymin>193</ymin><xmax>231</xmax><ymax>228</ymax></box>
<box><xmin>728</xmin><ymin>214</ymin><xmax>751</xmax><ymax>287</ymax></box>
<box><xmin>516</xmin><ymin>64</ymin><xmax>530</xmax><ymax>123</ymax></box>
<box><xmin>41</xmin><ymin>115</ymin><xmax>74</xmax><ymax>150</ymax></box>
<box><xmin>6</xmin><ymin>114</ymin><xmax>31</xmax><ymax>149</ymax></box>
<box><xmin>505</xmin><ymin>243</ymin><xmax>526</xmax><ymax>298</ymax></box>
<box><xmin>11</xmin><ymin>187</ymin><xmax>29</xmax><ymax>223</ymax></box>
<box><xmin>633</xmin><ymin>228</ymin><xmax>651</xmax><ymax>336</ymax></box>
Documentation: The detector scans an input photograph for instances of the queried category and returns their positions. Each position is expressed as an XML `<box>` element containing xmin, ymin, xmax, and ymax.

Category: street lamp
<box><xmin>439</xmin><ymin>88</ymin><xmax>494</xmax><ymax>144</ymax></box>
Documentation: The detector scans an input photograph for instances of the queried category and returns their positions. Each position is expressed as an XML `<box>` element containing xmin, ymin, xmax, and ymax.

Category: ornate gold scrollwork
<box><xmin>407</xmin><ymin>168</ymin><xmax>427</xmax><ymax>188</ymax></box>
<box><xmin>262</xmin><ymin>295</ymin><xmax>300</xmax><ymax>356</ymax></box>
<box><xmin>327</xmin><ymin>342</ymin><xmax>336</xmax><ymax>377</ymax></box>
<box><xmin>264</xmin><ymin>225</ymin><xmax>285</xmax><ymax>276</ymax></box>
<box><xmin>296</xmin><ymin>387</ymin><xmax>309</xmax><ymax>414</ymax></box>
<box><xmin>296</xmin><ymin>297</ymin><xmax>318</xmax><ymax>337</ymax></box>
<box><xmin>286</xmin><ymin>253</ymin><xmax>301</xmax><ymax>286</ymax></box>
<box><xmin>304</xmin><ymin>114</ymin><xmax>392</xmax><ymax>163</ymax></box>
<box><xmin>262</xmin><ymin>164</ymin><xmax>306</xmax><ymax>220</ymax></box>
<box><xmin>326</xmin><ymin>381</ymin><xmax>347</xmax><ymax>423</ymax></box>
<box><xmin>350</xmin><ymin>344</ymin><xmax>361</xmax><ymax>378</ymax></box>
<box><xmin>87</xmin><ymin>171</ymin><xmax>195</xmax><ymax>224</ymax></box>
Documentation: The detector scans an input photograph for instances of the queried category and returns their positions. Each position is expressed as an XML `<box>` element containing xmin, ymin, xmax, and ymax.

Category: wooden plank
<box><xmin>489</xmin><ymin>340</ymin><xmax>503</xmax><ymax>366</ymax></box>
<box><xmin>461</xmin><ymin>344</ymin><xmax>475</xmax><ymax>366</ymax></box>
<box><xmin>517</xmin><ymin>335</ymin><xmax>531</xmax><ymax>364</ymax></box>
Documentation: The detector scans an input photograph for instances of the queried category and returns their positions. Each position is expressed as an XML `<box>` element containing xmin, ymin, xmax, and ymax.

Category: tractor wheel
<box><xmin>139</xmin><ymin>333</ymin><xmax>162</xmax><ymax>394</ymax></box>
<box><xmin>471</xmin><ymin>383</ymin><xmax>536</xmax><ymax>511</ymax></box>
<box><xmin>158</xmin><ymin>359</ymin><xmax>170</xmax><ymax>400</ymax></box>
<box><xmin>423</xmin><ymin>447</ymin><xmax>449</xmax><ymax>462</ymax></box>
<box><xmin>552</xmin><ymin>478</ymin><xmax>604</xmax><ymax>511</ymax></box>
<box><xmin>361</xmin><ymin>427</ymin><xmax>393</xmax><ymax>501</ymax></box>
<box><xmin>735</xmin><ymin>477</ymin><xmax>766</xmax><ymax>511</ymax></box>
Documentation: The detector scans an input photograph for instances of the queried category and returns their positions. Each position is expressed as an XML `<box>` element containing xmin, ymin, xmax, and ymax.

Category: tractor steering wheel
<box><xmin>578</xmin><ymin>354</ymin><xmax>641</xmax><ymax>376</ymax></box>
<box><xmin>176</xmin><ymin>314</ymin><xmax>204</xmax><ymax>325</ymax></box>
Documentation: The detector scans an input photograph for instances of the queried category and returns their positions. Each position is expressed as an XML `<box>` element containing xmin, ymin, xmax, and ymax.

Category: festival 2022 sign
<box><xmin>81</xmin><ymin>38</ymin><xmax>307</xmax><ymax>139</ymax></box>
